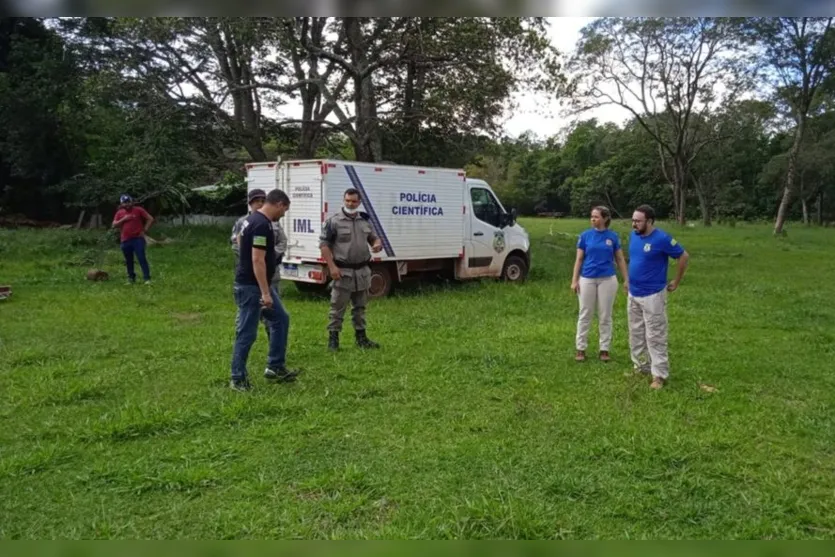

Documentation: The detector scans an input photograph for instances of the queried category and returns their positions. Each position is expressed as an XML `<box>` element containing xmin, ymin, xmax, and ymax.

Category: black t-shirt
<box><xmin>235</xmin><ymin>211</ymin><xmax>276</xmax><ymax>285</ymax></box>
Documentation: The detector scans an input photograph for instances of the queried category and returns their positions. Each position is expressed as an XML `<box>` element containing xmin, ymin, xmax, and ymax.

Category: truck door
<box><xmin>465</xmin><ymin>185</ymin><xmax>506</xmax><ymax>275</ymax></box>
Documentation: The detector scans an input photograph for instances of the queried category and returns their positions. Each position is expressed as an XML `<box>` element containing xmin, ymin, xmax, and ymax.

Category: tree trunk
<box><xmin>298</xmin><ymin>118</ymin><xmax>320</xmax><ymax>159</ymax></box>
<box><xmin>404</xmin><ymin>56</ymin><xmax>425</xmax><ymax>133</ymax></box>
<box><xmin>817</xmin><ymin>191</ymin><xmax>824</xmax><ymax>226</ymax></box>
<box><xmin>673</xmin><ymin>157</ymin><xmax>687</xmax><ymax>225</ymax></box>
<box><xmin>345</xmin><ymin>18</ymin><xmax>383</xmax><ymax>163</ymax></box>
<box><xmin>674</xmin><ymin>179</ymin><xmax>687</xmax><ymax>226</ymax></box>
<box><xmin>802</xmin><ymin>197</ymin><xmax>809</xmax><ymax>225</ymax></box>
<box><xmin>241</xmin><ymin>138</ymin><xmax>267</xmax><ymax>162</ymax></box>
<box><xmin>604</xmin><ymin>190</ymin><xmax>621</xmax><ymax>218</ymax></box>
<box><xmin>205</xmin><ymin>20</ymin><xmax>266</xmax><ymax>163</ymax></box>
<box><xmin>697</xmin><ymin>189</ymin><xmax>712</xmax><ymax>227</ymax></box>
<box><xmin>774</xmin><ymin>115</ymin><xmax>806</xmax><ymax>235</ymax></box>
<box><xmin>690</xmin><ymin>171</ymin><xmax>711</xmax><ymax>227</ymax></box>
<box><xmin>352</xmin><ymin>76</ymin><xmax>383</xmax><ymax>162</ymax></box>
<box><xmin>297</xmin><ymin>71</ymin><xmax>323</xmax><ymax>158</ymax></box>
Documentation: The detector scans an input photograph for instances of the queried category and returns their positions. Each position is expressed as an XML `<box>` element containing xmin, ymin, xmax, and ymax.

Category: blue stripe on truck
<box><xmin>344</xmin><ymin>165</ymin><xmax>396</xmax><ymax>257</ymax></box>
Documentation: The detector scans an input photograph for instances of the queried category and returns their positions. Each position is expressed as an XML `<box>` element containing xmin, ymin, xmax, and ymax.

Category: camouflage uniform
<box><xmin>319</xmin><ymin>210</ymin><xmax>380</xmax><ymax>350</ymax></box>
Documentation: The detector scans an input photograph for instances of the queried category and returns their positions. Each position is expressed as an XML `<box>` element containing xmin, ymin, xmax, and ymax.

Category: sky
<box><xmin>500</xmin><ymin>16</ymin><xmax>629</xmax><ymax>139</ymax></box>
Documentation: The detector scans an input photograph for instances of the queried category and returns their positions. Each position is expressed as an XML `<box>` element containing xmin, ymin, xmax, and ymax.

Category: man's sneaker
<box><xmin>599</xmin><ymin>350</ymin><xmax>611</xmax><ymax>363</ymax></box>
<box><xmin>650</xmin><ymin>377</ymin><xmax>666</xmax><ymax>390</ymax></box>
<box><xmin>144</xmin><ymin>280</ymin><xmax>152</xmax><ymax>286</ymax></box>
<box><xmin>264</xmin><ymin>367</ymin><xmax>299</xmax><ymax>383</ymax></box>
<box><xmin>575</xmin><ymin>350</ymin><xmax>586</xmax><ymax>362</ymax></box>
<box><xmin>229</xmin><ymin>378</ymin><xmax>251</xmax><ymax>392</ymax></box>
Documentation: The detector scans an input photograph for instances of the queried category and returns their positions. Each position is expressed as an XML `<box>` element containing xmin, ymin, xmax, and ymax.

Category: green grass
<box><xmin>1</xmin><ymin>218</ymin><xmax>834</xmax><ymax>539</ymax></box>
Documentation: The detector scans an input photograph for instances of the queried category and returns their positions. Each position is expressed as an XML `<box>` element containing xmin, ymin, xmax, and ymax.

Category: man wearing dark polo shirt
<box><xmin>111</xmin><ymin>194</ymin><xmax>154</xmax><ymax>284</ymax></box>
<box><xmin>230</xmin><ymin>189</ymin><xmax>300</xmax><ymax>391</ymax></box>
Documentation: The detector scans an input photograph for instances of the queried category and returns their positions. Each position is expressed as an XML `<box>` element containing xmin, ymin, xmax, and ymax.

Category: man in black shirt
<box><xmin>230</xmin><ymin>189</ymin><xmax>299</xmax><ymax>391</ymax></box>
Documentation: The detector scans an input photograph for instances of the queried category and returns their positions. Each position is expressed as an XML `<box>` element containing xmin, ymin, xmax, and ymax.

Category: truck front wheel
<box><xmin>501</xmin><ymin>254</ymin><xmax>528</xmax><ymax>283</ymax></box>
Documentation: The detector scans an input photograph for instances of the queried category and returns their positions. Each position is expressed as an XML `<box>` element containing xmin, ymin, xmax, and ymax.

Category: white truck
<box><xmin>245</xmin><ymin>159</ymin><xmax>531</xmax><ymax>297</ymax></box>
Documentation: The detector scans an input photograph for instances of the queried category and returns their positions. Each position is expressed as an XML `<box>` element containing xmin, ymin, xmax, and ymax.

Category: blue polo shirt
<box><xmin>628</xmin><ymin>228</ymin><xmax>685</xmax><ymax>297</ymax></box>
<box><xmin>577</xmin><ymin>228</ymin><xmax>622</xmax><ymax>278</ymax></box>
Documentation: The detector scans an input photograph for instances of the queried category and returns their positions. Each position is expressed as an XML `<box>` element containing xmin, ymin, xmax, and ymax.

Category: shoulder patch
<box><xmin>671</xmin><ymin>238</ymin><xmax>678</xmax><ymax>246</ymax></box>
<box><xmin>253</xmin><ymin>235</ymin><xmax>267</xmax><ymax>247</ymax></box>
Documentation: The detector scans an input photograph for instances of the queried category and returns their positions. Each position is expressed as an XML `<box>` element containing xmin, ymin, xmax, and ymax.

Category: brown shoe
<box><xmin>599</xmin><ymin>351</ymin><xmax>611</xmax><ymax>362</ymax></box>
<box><xmin>650</xmin><ymin>377</ymin><xmax>666</xmax><ymax>390</ymax></box>
<box><xmin>575</xmin><ymin>350</ymin><xmax>586</xmax><ymax>362</ymax></box>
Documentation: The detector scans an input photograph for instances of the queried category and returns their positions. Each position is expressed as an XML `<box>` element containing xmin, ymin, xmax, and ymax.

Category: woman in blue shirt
<box><xmin>570</xmin><ymin>206</ymin><xmax>629</xmax><ymax>362</ymax></box>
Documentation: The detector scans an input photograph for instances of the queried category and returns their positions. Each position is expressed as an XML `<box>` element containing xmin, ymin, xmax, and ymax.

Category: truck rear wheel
<box><xmin>369</xmin><ymin>264</ymin><xmax>393</xmax><ymax>298</ymax></box>
<box><xmin>501</xmin><ymin>254</ymin><xmax>528</xmax><ymax>283</ymax></box>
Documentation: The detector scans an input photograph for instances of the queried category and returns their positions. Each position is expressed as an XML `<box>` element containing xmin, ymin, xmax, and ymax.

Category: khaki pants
<box><xmin>328</xmin><ymin>287</ymin><xmax>368</xmax><ymax>332</ymax></box>
<box><xmin>575</xmin><ymin>276</ymin><xmax>619</xmax><ymax>351</ymax></box>
<box><xmin>627</xmin><ymin>290</ymin><xmax>669</xmax><ymax>379</ymax></box>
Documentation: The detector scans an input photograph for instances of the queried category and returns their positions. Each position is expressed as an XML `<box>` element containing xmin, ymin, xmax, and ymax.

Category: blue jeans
<box><xmin>231</xmin><ymin>284</ymin><xmax>290</xmax><ymax>381</ymax></box>
<box><xmin>121</xmin><ymin>237</ymin><xmax>150</xmax><ymax>281</ymax></box>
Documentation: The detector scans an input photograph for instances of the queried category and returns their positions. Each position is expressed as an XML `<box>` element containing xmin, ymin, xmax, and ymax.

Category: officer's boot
<box><xmin>355</xmin><ymin>329</ymin><xmax>380</xmax><ymax>349</ymax></box>
<box><xmin>328</xmin><ymin>331</ymin><xmax>339</xmax><ymax>352</ymax></box>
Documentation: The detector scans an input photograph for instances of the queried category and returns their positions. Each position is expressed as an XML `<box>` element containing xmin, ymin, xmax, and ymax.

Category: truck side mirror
<box><xmin>502</xmin><ymin>208</ymin><xmax>516</xmax><ymax>227</ymax></box>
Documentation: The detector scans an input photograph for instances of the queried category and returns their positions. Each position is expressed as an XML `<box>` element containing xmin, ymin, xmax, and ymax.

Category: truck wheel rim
<box><xmin>370</xmin><ymin>274</ymin><xmax>386</xmax><ymax>295</ymax></box>
<box><xmin>507</xmin><ymin>264</ymin><xmax>521</xmax><ymax>280</ymax></box>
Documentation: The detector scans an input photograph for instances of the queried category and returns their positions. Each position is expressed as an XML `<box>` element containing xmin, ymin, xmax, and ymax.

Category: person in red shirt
<box><xmin>111</xmin><ymin>194</ymin><xmax>155</xmax><ymax>284</ymax></box>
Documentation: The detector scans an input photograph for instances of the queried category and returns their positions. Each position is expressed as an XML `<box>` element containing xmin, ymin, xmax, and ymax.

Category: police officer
<box><xmin>231</xmin><ymin>189</ymin><xmax>288</xmax><ymax>339</ymax></box>
<box><xmin>319</xmin><ymin>188</ymin><xmax>383</xmax><ymax>351</ymax></box>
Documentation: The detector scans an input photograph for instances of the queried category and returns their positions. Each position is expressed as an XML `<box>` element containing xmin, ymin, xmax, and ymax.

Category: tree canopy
<box><xmin>2</xmin><ymin>16</ymin><xmax>834</xmax><ymax>229</ymax></box>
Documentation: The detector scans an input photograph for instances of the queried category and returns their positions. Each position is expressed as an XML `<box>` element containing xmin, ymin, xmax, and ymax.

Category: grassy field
<box><xmin>1</xmin><ymin>217</ymin><xmax>834</xmax><ymax>539</ymax></box>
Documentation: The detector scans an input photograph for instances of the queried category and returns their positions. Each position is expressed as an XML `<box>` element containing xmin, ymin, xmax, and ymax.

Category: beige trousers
<box><xmin>627</xmin><ymin>290</ymin><xmax>669</xmax><ymax>379</ymax></box>
<box><xmin>575</xmin><ymin>275</ymin><xmax>619</xmax><ymax>351</ymax></box>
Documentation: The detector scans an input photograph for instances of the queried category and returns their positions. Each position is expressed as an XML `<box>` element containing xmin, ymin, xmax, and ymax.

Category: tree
<box><xmin>62</xmin><ymin>17</ymin><xmax>292</xmax><ymax>162</ymax></box>
<box><xmin>754</xmin><ymin>17</ymin><xmax>835</xmax><ymax>235</ymax></box>
<box><xmin>54</xmin><ymin>70</ymin><xmax>207</xmax><ymax>223</ymax></box>
<box><xmin>0</xmin><ymin>17</ymin><xmax>83</xmax><ymax>220</ymax></box>
<box><xmin>563</xmin><ymin>17</ymin><xmax>755</xmax><ymax>224</ymax></box>
<box><xmin>276</xmin><ymin>17</ymin><xmax>351</xmax><ymax>158</ymax></box>
<box><xmin>561</xmin><ymin>119</ymin><xmax>668</xmax><ymax>218</ymax></box>
<box><xmin>760</xmin><ymin>109</ymin><xmax>835</xmax><ymax>225</ymax></box>
<box><xmin>288</xmin><ymin>17</ymin><xmax>559</xmax><ymax>162</ymax></box>
<box><xmin>690</xmin><ymin>100</ymin><xmax>776</xmax><ymax>224</ymax></box>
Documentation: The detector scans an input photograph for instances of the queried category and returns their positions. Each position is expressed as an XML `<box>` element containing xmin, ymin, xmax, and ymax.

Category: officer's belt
<box><xmin>335</xmin><ymin>260</ymin><xmax>370</xmax><ymax>270</ymax></box>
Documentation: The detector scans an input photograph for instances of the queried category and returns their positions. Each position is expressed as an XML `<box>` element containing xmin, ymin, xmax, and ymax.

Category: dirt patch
<box><xmin>86</xmin><ymin>269</ymin><xmax>110</xmax><ymax>281</ymax></box>
<box><xmin>171</xmin><ymin>312</ymin><xmax>202</xmax><ymax>322</ymax></box>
